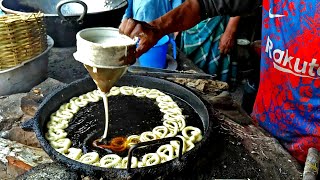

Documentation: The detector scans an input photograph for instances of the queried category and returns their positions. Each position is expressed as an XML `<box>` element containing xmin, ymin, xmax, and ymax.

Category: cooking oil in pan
<box><xmin>65</xmin><ymin>95</ymin><xmax>204</xmax><ymax>157</ymax></box>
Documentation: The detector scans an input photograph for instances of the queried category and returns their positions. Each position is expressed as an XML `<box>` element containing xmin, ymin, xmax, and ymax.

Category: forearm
<box><xmin>225</xmin><ymin>16</ymin><xmax>241</xmax><ymax>35</ymax></box>
<box><xmin>150</xmin><ymin>0</ymin><xmax>201</xmax><ymax>37</ymax></box>
<box><xmin>200</xmin><ymin>0</ymin><xmax>261</xmax><ymax>18</ymax></box>
<box><xmin>149</xmin><ymin>0</ymin><xmax>260</xmax><ymax>37</ymax></box>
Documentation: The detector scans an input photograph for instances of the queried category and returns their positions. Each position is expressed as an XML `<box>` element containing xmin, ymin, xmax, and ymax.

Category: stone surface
<box><xmin>0</xmin><ymin>93</ymin><xmax>26</xmax><ymax>131</ymax></box>
<box><xmin>17</xmin><ymin>163</ymin><xmax>79</xmax><ymax>180</ymax></box>
<box><xmin>0</xmin><ymin>162</ymin><xmax>7</xmax><ymax>180</ymax></box>
<box><xmin>4</xmin><ymin>127</ymin><xmax>41</xmax><ymax>148</ymax></box>
<box><xmin>0</xmin><ymin>138</ymin><xmax>52</xmax><ymax>166</ymax></box>
<box><xmin>21</xmin><ymin>78</ymin><xmax>66</xmax><ymax>116</ymax></box>
<box><xmin>0</xmin><ymin>78</ymin><xmax>66</xmax><ymax>147</ymax></box>
<box><xmin>221</xmin><ymin>118</ymin><xmax>303</xmax><ymax>179</ymax></box>
<box><xmin>6</xmin><ymin>156</ymin><xmax>32</xmax><ymax>178</ymax></box>
<box><xmin>0</xmin><ymin>138</ymin><xmax>52</xmax><ymax>179</ymax></box>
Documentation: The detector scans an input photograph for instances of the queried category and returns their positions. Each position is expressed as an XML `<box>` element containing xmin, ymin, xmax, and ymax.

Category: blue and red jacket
<box><xmin>251</xmin><ymin>0</ymin><xmax>320</xmax><ymax>163</ymax></box>
<box><xmin>200</xmin><ymin>0</ymin><xmax>319</xmax><ymax>163</ymax></box>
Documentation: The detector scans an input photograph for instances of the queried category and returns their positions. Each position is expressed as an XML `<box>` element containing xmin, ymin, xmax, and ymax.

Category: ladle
<box><xmin>73</xmin><ymin>27</ymin><xmax>137</xmax><ymax>142</ymax></box>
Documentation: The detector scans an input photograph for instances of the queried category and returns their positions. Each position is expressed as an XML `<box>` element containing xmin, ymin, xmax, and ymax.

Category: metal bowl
<box><xmin>0</xmin><ymin>36</ymin><xmax>54</xmax><ymax>96</ymax></box>
<box><xmin>0</xmin><ymin>0</ymin><xmax>126</xmax><ymax>16</ymax></box>
<box><xmin>0</xmin><ymin>0</ymin><xmax>127</xmax><ymax>47</ymax></box>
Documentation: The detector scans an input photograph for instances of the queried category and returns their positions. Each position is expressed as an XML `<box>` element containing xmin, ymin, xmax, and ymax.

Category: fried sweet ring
<box><xmin>71</xmin><ymin>97</ymin><xmax>89</xmax><ymax>107</ymax></box>
<box><xmin>140</xmin><ymin>131</ymin><xmax>157</xmax><ymax>142</ymax></box>
<box><xmin>156</xmin><ymin>144</ymin><xmax>175</xmax><ymax>163</ymax></box>
<box><xmin>158</xmin><ymin>102</ymin><xmax>178</xmax><ymax>110</ymax></box>
<box><xmin>46</xmin><ymin>128</ymin><xmax>67</xmax><ymax>141</ymax></box>
<box><xmin>66</xmin><ymin>148</ymin><xmax>82</xmax><ymax>160</ymax></box>
<box><xmin>120</xmin><ymin>156</ymin><xmax>138</xmax><ymax>168</ymax></box>
<box><xmin>163</xmin><ymin>120</ymin><xmax>179</xmax><ymax>137</ymax></box>
<box><xmin>60</xmin><ymin>103</ymin><xmax>80</xmax><ymax>114</ymax></box>
<box><xmin>156</xmin><ymin>95</ymin><xmax>173</xmax><ymax>103</ymax></box>
<box><xmin>142</xmin><ymin>153</ymin><xmax>161</xmax><ymax>166</ymax></box>
<box><xmin>152</xmin><ymin>126</ymin><xmax>168</xmax><ymax>139</ymax></box>
<box><xmin>100</xmin><ymin>154</ymin><xmax>122</xmax><ymax>168</ymax></box>
<box><xmin>126</xmin><ymin>135</ymin><xmax>141</xmax><ymax>147</ymax></box>
<box><xmin>119</xmin><ymin>86</ymin><xmax>134</xmax><ymax>95</ymax></box>
<box><xmin>146</xmin><ymin>89</ymin><xmax>164</xmax><ymax>99</ymax></box>
<box><xmin>182</xmin><ymin>126</ymin><xmax>203</xmax><ymax>143</ymax></box>
<box><xmin>170</xmin><ymin>135</ymin><xmax>187</xmax><ymax>155</ymax></box>
<box><xmin>79</xmin><ymin>152</ymin><xmax>100</xmax><ymax>165</ymax></box>
<box><xmin>133</xmin><ymin>87</ymin><xmax>150</xmax><ymax>97</ymax></box>
<box><xmin>50</xmin><ymin>138</ymin><xmax>72</xmax><ymax>153</ymax></box>
<box><xmin>47</xmin><ymin>119</ymin><xmax>68</xmax><ymax>130</ymax></box>
<box><xmin>108</xmin><ymin>87</ymin><xmax>121</xmax><ymax>96</ymax></box>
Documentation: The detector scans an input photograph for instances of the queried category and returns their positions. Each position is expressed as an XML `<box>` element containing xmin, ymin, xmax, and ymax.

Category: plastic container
<box><xmin>138</xmin><ymin>35</ymin><xmax>176</xmax><ymax>69</ymax></box>
<box><xmin>0</xmin><ymin>36</ymin><xmax>54</xmax><ymax>96</ymax></box>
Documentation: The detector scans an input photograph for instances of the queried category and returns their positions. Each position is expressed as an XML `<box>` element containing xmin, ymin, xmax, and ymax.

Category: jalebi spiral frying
<box><xmin>45</xmin><ymin>86</ymin><xmax>203</xmax><ymax>169</ymax></box>
<box><xmin>100</xmin><ymin>154</ymin><xmax>122</xmax><ymax>168</ymax></box>
<box><xmin>156</xmin><ymin>95</ymin><xmax>173</xmax><ymax>103</ymax></box>
<box><xmin>66</xmin><ymin>148</ymin><xmax>82</xmax><ymax>160</ymax></box>
<box><xmin>182</xmin><ymin>126</ymin><xmax>203</xmax><ymax>143</ymax></box>
<box><xmin>163</xmin><ymin>120</ymin><xmax>179</xmax><ymax>137</ymax></box>
<box><xmin>158</xmin><ymin>101</ymin><xmax>178</xmax><ymax>109</ymax></box>
<box><xmin>119</xmin><ymin>156</ymin><xmax>138</xmax><ymax>168</ymax></box>
<box><xmin>79</xmin><ymin>152</ymin><xmax>100</xmax><ymax>165</ymax></box>
<box><xmin>170</xmin><ymin>135</ymin><xmax>187</xmax><ymax>154</ymax></box>
<box><xmin>141</xmin><ymin>153</ymin><xmax>161</xmax><ymax>166</ymax></box>
<box><xmin>156</xmin><ymin>144</ymin><xmax>175</xmax><ymax>163</ymax></box>
<box><xmin>140</xmin><ymin>131</ymin><xmax>157</xmax><ymax>142</ymax></box>
<box><xmin>119</xmin><ymin>86</ymin><xmax>134</xmax><ymax>95</ymax></box>
<box><xmin>108</xmin><ymin>87</ymin><xmax>120</xmax><ymax>96</ymax></box>
<box><xmin>50</xmin><ymin>138</ymin><xmax>72</xmax><ymax>153</ymax></box>
<box><xmin>146</xmin><ymin>89</ymin><xmax>164</xmax><ymax>99</ymax></box>
<box><xmin>133</xmin><ymin>87</ymin><xmax>150</xmax><ymax>97</ymax></box>
<box><xmin>126</xmin><ymin>135</ymin><xmax>140</xmax><ymax>147</ymax></box>
<box><xmin>152</xmin><ymin>126</ymin><xmax>168</xmax><ymax>139</ymax></box>
<box><xmin>45</xmin><ymin>128</ymin><xmax>67</xmax><ymax>141</ymax></box>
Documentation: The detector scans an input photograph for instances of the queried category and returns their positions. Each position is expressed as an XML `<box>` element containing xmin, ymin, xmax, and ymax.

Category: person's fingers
<box><xmin>130</xmin><ymin>23</ymin><xmax>145</xmax><ymax>39</ymax></box>
<box><xmin>118</xmin><ymin>19</ymin><xmax>128</xmax><ymax>34</ymax></box>
<box><xmin>135</xmin><ymin>38</ymin><xmax>152</xmax><ymax>58</ymax></box>
<box><xmin>135</xmin><ymin>43</ymin><xmax>147</xmax><ymax>58</ymax></box>
<box><xmin>123</xmin><ymin>19</ymin><xmax>137</xmax><ymax>36</ymax></box>
<box><xmin>219</xmin><ymin>45</ymin><xmax>225</xmax><ymax>54</ymax></box>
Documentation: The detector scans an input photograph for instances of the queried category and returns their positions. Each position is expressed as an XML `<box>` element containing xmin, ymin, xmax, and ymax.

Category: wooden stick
<box><xmin>303</xmin><ymin>148</ymin><xmax>319</xmax><ymax>180</ymax></box>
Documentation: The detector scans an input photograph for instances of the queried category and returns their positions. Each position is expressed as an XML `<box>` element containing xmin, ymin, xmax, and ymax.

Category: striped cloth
<box><xmin>181</xmin><ymin>16</ymin><xmax>237</xmax><ymax>83</ymax></box>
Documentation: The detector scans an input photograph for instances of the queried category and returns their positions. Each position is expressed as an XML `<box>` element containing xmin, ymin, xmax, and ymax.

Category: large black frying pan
<box><xmin>22</xmin><ymin>74</ymin><xmax>215</xmax><ymax>179</ymax></box>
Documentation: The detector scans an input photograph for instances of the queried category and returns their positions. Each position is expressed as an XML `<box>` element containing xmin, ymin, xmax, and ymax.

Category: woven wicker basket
<box><xmin>0</xmin><ymin>12</ymin><xmax>47</xmax><ymax>70</ymax></box>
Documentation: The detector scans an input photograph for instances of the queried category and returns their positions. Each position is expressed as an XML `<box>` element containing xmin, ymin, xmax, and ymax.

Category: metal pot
<box><xmin>0</xmin><ymin>36</ymin><xmax>54</xmax><ymax>96</ymax></box>
<box><xmin>0</xmin><ymin>0</ymin><xmax>127</xmax><ymax>47</ymax></box>
<box><xmin>21</xmin><ymin>75</ymin><xmax>216</xmax><ymax>179</ymax></box>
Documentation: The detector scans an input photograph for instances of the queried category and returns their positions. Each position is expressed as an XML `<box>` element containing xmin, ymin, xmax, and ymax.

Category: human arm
<box><xmin>119</xmin><ymin>0</ymin><xmax>260</xmax><ymax>57</ymax></box>
<box><xmin>219</xmin><ymin>16</ymin><xmax>241</xmax><ymax>54</ymax></box>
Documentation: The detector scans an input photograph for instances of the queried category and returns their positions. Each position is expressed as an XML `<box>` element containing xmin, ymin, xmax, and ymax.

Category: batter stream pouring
<box><xmin>73</xmin><ymin>27</ymin><xmax>137</xmax><ymax>143</ymax></box>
